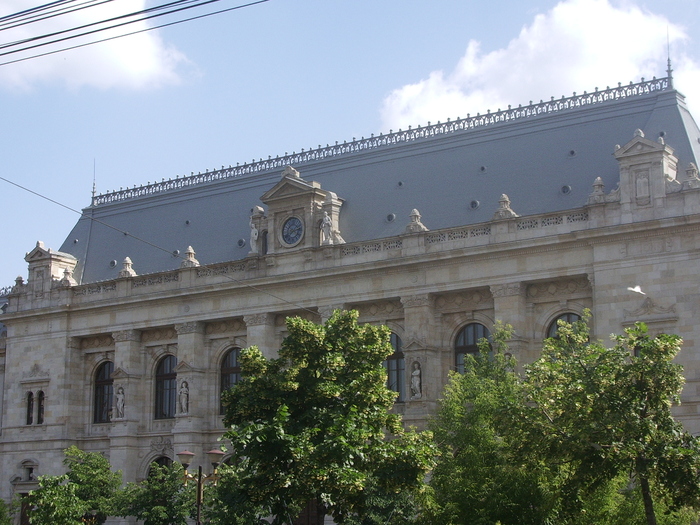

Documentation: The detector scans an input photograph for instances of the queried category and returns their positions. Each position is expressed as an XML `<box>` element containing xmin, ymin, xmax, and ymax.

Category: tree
<box><xmin>116</xmin><ymin>462</ymin><xmax>194</xmax><ymax>525</ymax></box>
<box><xmin>426</xmin><ymin>323</ymin><xmax>557</xmax><ymax>525</ymax></box>
<box><xmin>519</xmin><ymin>316</ymin><xmax>700</xmax><ymax>525</ymax></box>
<box><xmin>24</xmin><ymin>447</ymin><xmax>121</xmax><ymax>525</ymax></box>
<box><xmin>427</xmin><ymin>317</ymin><xmax>700</xmax><ymax>525</ymax></box>
<box><xmin>25</xmin><ymin>475</ymin><xmax>89</xmax><ymax>525</ymax></box>
<box><xmin>220</xmin><ymin>310</ymin><xmax>435</xmax><ymax>525</ymax></box>
<box><xmin>63</xmin><ymin>445</ymin><xmax>121</xmax><ymax>524</ymax></box>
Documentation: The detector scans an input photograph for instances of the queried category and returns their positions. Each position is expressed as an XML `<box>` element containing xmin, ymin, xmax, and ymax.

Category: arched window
<box><xmin>455</xmin><ymin>323</ymin><xmax>491</xmax><ymax>373</ymax></box>
<box><xmin>94</xmin><ymin>361</ymin><xmax>114</xmax><ymax>423</ymax></box>
<box><xmin>148</xmin><ymin>456</ymin><xmax>173</xmax><ymax>478</ymax></box>
<box><xmin>26</xmin><ymin>392</ymin><xmax>33</xmax><ymax>425</ymax></box>
<box><xmin>220</xmin><ymin>348</ymin><xmax>242</xmax><ymax>414</ymax></box>
<box><xmin>384</xmin><ymin>333</ymin><xmax>405</xmax><ymax>402</ymax></box>
<box><xmin>547</xmin><ymin>312</ymin><xmax>582</xmax><ymax>339</ymax></box>
<box><xmin>155</xmin><ymin>355</ymin><xmax>177</xmax><ymax>419</ymax></box>
<box><xmin>36</xmin><ymin>391</ymin><xmax>45</xmax><ymax>425</ymax></box>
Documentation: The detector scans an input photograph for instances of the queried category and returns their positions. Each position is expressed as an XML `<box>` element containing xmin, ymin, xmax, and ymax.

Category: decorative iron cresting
<box><xmin>91</xmin><ymin>77</ymin><xmax>670</xmax><ymax>207</ymax></box>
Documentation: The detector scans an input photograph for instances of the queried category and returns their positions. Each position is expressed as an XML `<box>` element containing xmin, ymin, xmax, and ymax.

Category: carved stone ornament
<box><xmin>623</xmin><ymin>297</ymin><xmax>677</xmax><ymax>321</ymax></box>
<box><xmin>150</xmin><ymin>436</ymin><xmax>173</xmax><ymax>455</ymax></box>
<box><xmin>492</xmin><ymin>194</ymin><xmax>519</xmax><ymax>220</ymax></box>
<box><xmin>490</xmin><ymin>283</ymin><xmax>522</xmax><ymax>298</ymax></box>
<box><xmin>175</xmin><ymin>322</ymin><xmax>202</xmax><ymax>335</ymax></box>
<box><xmin>23</xmin><ymin>363</ymin><xmax>49</xmax><ymax>380</ymax></box>
<box><xmin>118</xmin><ymin>257</ymin><xmax>137</xmax><ymax>278</ymax></box>
<box><xmin>112</xmin><ymin>330</ymin><xmax>139</xmax><ymax>343</ymax></box>
<box><xmin>405</xmin><ymin>209</ymin><xmax>429</xmax><ymax>233</ymax></box>
<box><xmin>180</xmin><ymin>246</ymin><xmax>200</xmax><ymax>268</ymax></box>
<box><xmin>178</xmin><ymin>381</ymin><xmax>189</xmax><ymax>415</ymax></box>
<box><xmin>244</xmin><ymin>313</ymin><xmax>270</xmax><ymax>326</ymax></box>
<box><xmin>401</xmin><ymin>294</ymin><xmax>431</xmax><ymax>309</ymax></box>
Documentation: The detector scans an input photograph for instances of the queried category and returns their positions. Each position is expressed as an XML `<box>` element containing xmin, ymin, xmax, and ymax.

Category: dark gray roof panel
<box><xmin>59</xmin><ymin>85</ymin><xmax>700</xmax><ymax>284</ymax></box>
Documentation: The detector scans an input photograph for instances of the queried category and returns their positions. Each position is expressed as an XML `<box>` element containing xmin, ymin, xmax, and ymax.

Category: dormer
<box><xmin>254</xmin><ymin>166</ymin><xmax>344</xmax><ymax>255</ymax></box>
<box><xmin>24</xmin><ymin>241</ymin><xmax>78</xmax><ymax>295</ymax></box>
<box><xmin>614</xmin><ymin>129</ymin><xmax>678</xmax><ymax>218</ymax></box>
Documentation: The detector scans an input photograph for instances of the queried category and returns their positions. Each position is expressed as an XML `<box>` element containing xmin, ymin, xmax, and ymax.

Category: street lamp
<box><xmin>176</xmin><ymin>449</ymin><xmax>225</xmax><ymax>525</ymax></box>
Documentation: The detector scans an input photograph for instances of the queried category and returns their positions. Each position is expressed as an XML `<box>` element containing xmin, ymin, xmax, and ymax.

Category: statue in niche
<box><xmin>115</xmin><ymin>386</ymin><xmax>125</xmax><ymax>419</ymax></box>
<box><xmin>321</xmin><ymin>211</ymin><xmax>333</xmax><ymax>245</ymax></box>
<box><xmin>410</xmin><ymin>361</ymin><xmax>422</xmax><ymax>400</ymax></box>
<box><xmin>178</xmin><ymin>381</ymin><xmax>189</xmax><ymax>414</ymax></box>
<box><xmin>249</xmin><ymin>218</ymin><xmax>259</xmax><ymax>253</ymax></box>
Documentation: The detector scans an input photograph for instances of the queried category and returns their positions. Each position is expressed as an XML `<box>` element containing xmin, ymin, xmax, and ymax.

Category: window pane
<box><xmin>547</xmin><ymin>313</ymin><xmax>582</xmax><ymax>339</ymax></box>
<box><xmin>384</xmin><ymin>334</ymin><xmax>405</xmax><ymax>402</ymax></box>
<box><xmin>455</xmin><ymin>323</ymin><xmax>491</xmax><ymax>373</ymax></box>
<box><xmin>221</xmin><ymin>348</ymin><xmax>242</xmax><ymax>414</ymax></box>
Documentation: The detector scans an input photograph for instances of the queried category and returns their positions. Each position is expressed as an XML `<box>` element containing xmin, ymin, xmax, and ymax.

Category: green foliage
<box><xmin>63</xmin><ymin>445</ymin><xmax>121</xmax><ymax>523</ymax></box>
<box><xmin>116</xmin><ymin>462</ymin><xmax>194</xmax><ymax>525</ymax></box>
<box><xmin>427</xmin><ymin>316</ymin><xmax>700</xmax><ymax>525</ymax></box>
<box><xmin>25</xmin><ymin>475</ymin><xmax>89</xmax><ymax>525</ymax></box>
<box><xmin>221</xmin><ymin>310</ymin><xmax>435</xmax><ymax>525</ymax></box>
<box><xmin>24</xmin><ymin>447</ymin><xmax>121</xmax><ymax>525</ymax></box>
<box><xmin>0</xmin><ymin>500</ymin><xmax>11</xmax><ymax>525</ymax></box>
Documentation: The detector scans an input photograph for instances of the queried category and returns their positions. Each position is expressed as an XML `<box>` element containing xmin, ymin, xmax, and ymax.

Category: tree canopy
<box><xmin>219</xmin><ymin>309</ymin><xmax>435</xmax><ymax>525</ymax></box>
<box><xmin>426</xmin><ymin>316</ymin><xmax>700</xmax><ymax>525</ymax></box>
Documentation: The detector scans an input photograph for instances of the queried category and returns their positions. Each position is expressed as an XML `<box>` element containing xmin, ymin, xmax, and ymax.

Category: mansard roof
<box><xmin>58</xmin><ymin>78</ymin><xmax>700</xmax><ymax>284</ymax></box>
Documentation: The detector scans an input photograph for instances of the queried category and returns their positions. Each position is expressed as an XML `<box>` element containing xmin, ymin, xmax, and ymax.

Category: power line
<box><xmin>0</xmin><ymin>174</ymin><xmax>318</xmax><ymax>316</ymax></box>
<box><xmin>0</xmin><ymin>0</ymin><xmax>269</xmax><ymax>66</ymax></box>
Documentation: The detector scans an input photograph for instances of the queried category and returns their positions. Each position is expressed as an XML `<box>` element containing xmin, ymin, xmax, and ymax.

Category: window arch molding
<box><xmin>139</xmin><ymin>454</ymin><xmax>173</xmax><ymax>480</ymax></box>
<box><xmin>445</xmin><ymin>312</ymin><xmax>494</xmax><ymax>349</ymax></box>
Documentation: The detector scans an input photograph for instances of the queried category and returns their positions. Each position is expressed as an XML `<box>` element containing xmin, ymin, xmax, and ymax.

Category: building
<box><xmin>2</xmin><ymin>75</ymin><xmax>700</xmax><ymax>511</ymax></box>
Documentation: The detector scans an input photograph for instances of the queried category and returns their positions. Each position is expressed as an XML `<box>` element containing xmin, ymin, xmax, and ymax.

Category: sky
<box><xmin>1</xmin><ymin>0</ymin><xmax>700</xmax><ymax>289</ymax></box>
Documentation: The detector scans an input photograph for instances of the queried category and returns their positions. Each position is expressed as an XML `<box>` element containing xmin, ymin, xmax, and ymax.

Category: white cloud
<box><xmin>381</xmin><ymin>0</ymin><xmax>700</xmax><ymax>130</ymax></box>
<box><xmin>0</xmin><ymin>0</ymin><xmax>191</xmax><ymax>90</ymax></box>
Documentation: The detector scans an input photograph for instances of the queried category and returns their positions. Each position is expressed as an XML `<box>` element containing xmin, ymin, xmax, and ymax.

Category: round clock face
<box><xmin>281</xmin><ymin>216</ymin><xmax>303</xmax><ymax>245</ymax></box>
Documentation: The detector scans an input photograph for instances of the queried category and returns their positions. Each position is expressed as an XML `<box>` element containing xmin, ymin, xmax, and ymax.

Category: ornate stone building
<box><xmin>2</xmin><ymin>76</ymin><xmax>700</xmax><ymax>514</ymax></box>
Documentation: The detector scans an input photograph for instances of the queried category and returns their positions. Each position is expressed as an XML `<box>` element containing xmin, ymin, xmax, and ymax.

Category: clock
<box><xmin>281</xmin><ymin>216</ymin><xmax>303</xmax><ymax>246</ymax></box>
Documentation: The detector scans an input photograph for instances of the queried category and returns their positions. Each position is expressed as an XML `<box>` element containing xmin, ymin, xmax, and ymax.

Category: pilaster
<box><xmin>490</xmin><ymin>282</ymin><xmax>528</xmax><ymax>359</ymax></box>
<box><xmin>244</xmin><ymin>313</ymin><xmax>277</xmax><ymax>359</ymax></box>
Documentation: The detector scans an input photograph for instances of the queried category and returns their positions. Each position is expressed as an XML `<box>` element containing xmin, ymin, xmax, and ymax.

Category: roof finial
<box><xmin>91</xmin><ymin>158</ymin><xmax>97</xmax><ymax>200</ymax></box>
<box><xmin>667</xmin><ymin>26</ymin><xmax>674</xmax><ymax>89</ymax></box>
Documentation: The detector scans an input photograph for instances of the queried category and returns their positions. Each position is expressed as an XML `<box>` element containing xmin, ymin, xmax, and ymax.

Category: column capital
<box><xmin>174</xmin><ymin>322</ymin><xmax>205</xmax><ymax>336</ymax></box>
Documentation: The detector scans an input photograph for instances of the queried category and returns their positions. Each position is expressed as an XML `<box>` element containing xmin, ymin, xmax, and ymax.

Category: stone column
<box><xmin>489</xmin><ymin>282</ymin><xmax>528</xmax><ymax>361</ymax></box>
<box><xmin>109</xmin><ymin>329</ymin><xmax>142</xmax><ymax>484</ymax></box>
<box><xmin>244</xmin><ymin>313</ymin><xmax>277</xmax><ymax>359</ymax></box>
<box><xmin>400</xmin><ymin>294</ymin><xmax>438</xmax><ymax>429</ymax></box>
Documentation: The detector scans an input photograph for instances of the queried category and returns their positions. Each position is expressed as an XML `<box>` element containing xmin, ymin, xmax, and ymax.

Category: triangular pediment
<box><xmin>111</xmin><ymin>367</ymin><xmax>131</xmax><ymax>380</ymax></box>
<box><xmin>174</xmin><ymin>360</ymin><xmax>194</xmax><ymax>374</ymax></box>
<box><xmin>261</xmin><ymin>174</ymin><xmax>322</xmax><ymax>204</ymax></box>
<box><xmin>24</xmin><ymin>241</ymin><xmax>78</xmax><ymax>264</ymax></box>
<box><xmin>614</xmin><ymin>132</ymin><xmax>673</xmax><ymax>160</ymax></box>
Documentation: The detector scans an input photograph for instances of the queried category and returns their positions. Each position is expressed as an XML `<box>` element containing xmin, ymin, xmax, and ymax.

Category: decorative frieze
<box><xmin>244</xmin><ymin>313</ymin><xmax>271</xmax><ymax>327</ymax></box>
<box><xmin>141</xmin><ymin>328</ymin><xmax>177</xmax><ymax>343</ymax></box>
<box><xmin>434</xmin><ymin>291</ymin><xmax>487</xmax><ymax>312</ymax></box>
<box><xmin>112</xmin><ymin>330</ymin><xmax>140</xmax><ymax>343</ymax></box>
<box><xmin>401</xmin><ymin>294</ymin><xmax>431</xmax><ymax>309</ymax></box>
<box><xmin>490</xmin><ymin>283</ymin><xmax>522</xmax><ymax>298</ymax></box>
<box><xmin>80</xmin><ymin>335</ymin><xmax>115</xmax><ymax>350</ymax></box>
<box><xmin>526</xmin><ymin>277</ymin><xmax>591</xmax><ymax>299</ymax></box>
<box><xmin>205</xmin><ymin>320</ymin><xmax>245</xmax><ymax>335</ymax></box>
<box><xmin>175</xmin><ymin>322</ymin><xmax>204</xmax><ymax>335</ymax></box>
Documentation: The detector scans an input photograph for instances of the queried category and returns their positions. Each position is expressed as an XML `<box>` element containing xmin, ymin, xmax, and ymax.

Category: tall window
<box><xmin>94</xmin><ymin>361</ymin><xmax>114</xmax><ymax>423</ymax></box>
<box><xmin>220</xmin><ymin>348</ymin><xmax>242</xmax><ymax>414</ymax></box>
<box><xmin>155</xmin><ymin>355</ymin><xmax>177</xmax><ymax>419</ymax></box>
<box><xmin>37</xmin><ymin>391</ymin><xmax>45</xmax><ymax>425</ymax></box>
<box><xmin>547</xmin><ymin>312</ymin><xmax>582</xmax><ymax>339</ymax></box>
<box><xmin>26</xmin><ymin>392</ymin><xmax>33</xmax><ymax>425</ymax></box>
<box><xmin>385</xmin><ymin>333</ymin><xmax>405</xmax><ymax>402</ymax></box>
<box><xmin>455</xmin><ymin>323</ymin><xmax>491</xmax><ymax>373</ymax></box>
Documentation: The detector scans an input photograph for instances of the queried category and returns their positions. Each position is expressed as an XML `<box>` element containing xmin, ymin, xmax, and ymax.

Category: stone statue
<box><xmin>178</xmin><ymin>381</ymin><xmax>189</xmax><ymax>414</ymax></box>
<box><xmin>115</xmin><ymin>386</ymin><xmax>125</xmax><ymax>419</ymax></box>
<box><xmin>410</xmin><ymin>361</ymin><xmax>422</xmax><ymax>400</ymax></box>
<box><xmin>321</xmin><ymin>211</ymin><xmax>332</xmax><ymax>245</ymax></box>
<box><xmin>250</xmin><ymin>218</ymin><xmax>259</xmax><ymax>252</ymax></box>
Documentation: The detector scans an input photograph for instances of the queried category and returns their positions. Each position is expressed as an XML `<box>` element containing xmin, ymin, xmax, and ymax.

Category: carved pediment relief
<box><xmin>623</xmin><ymin>297</ymin><xmax>677</xmax><ymax>324</ymax></box>
<box><xmin>613</xmin><ymin>130</ymin><xmax>673</xmax><ymax>159</ymax></box>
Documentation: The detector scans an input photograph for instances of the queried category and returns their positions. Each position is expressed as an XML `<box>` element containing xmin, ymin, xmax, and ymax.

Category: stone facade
<box><xmin>1</xmin><ymin>79</ymin><xmax>700</xmax><ymax>522</ymax></box>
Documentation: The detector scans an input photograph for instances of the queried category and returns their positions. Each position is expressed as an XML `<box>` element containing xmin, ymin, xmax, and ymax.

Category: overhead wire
<box><xmin>0</xmin><ymin>0</ymin><xmax>268</xmax><ymax>66</ymax></box>
<box><xmin>0</xmin><ymin>174</ymin><xmax>319</xmax><ymax>317</ymax></box>
<box><xmin>0</xmin><ymin>0</ymin><xmax>111</xmax><ymax>29</ymax></box>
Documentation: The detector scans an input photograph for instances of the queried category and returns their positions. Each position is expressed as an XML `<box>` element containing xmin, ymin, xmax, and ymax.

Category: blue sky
<box><xmin>2</xmin><ymin>0</ymin><xmax>700</xmax><ymax>288</ymax></box>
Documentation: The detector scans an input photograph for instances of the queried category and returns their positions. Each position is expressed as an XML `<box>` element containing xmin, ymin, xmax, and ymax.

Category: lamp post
<box><xmin>176</xmin><ymin>449</ymin><xmax>225</xmax><ymax>525</ymax></box>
